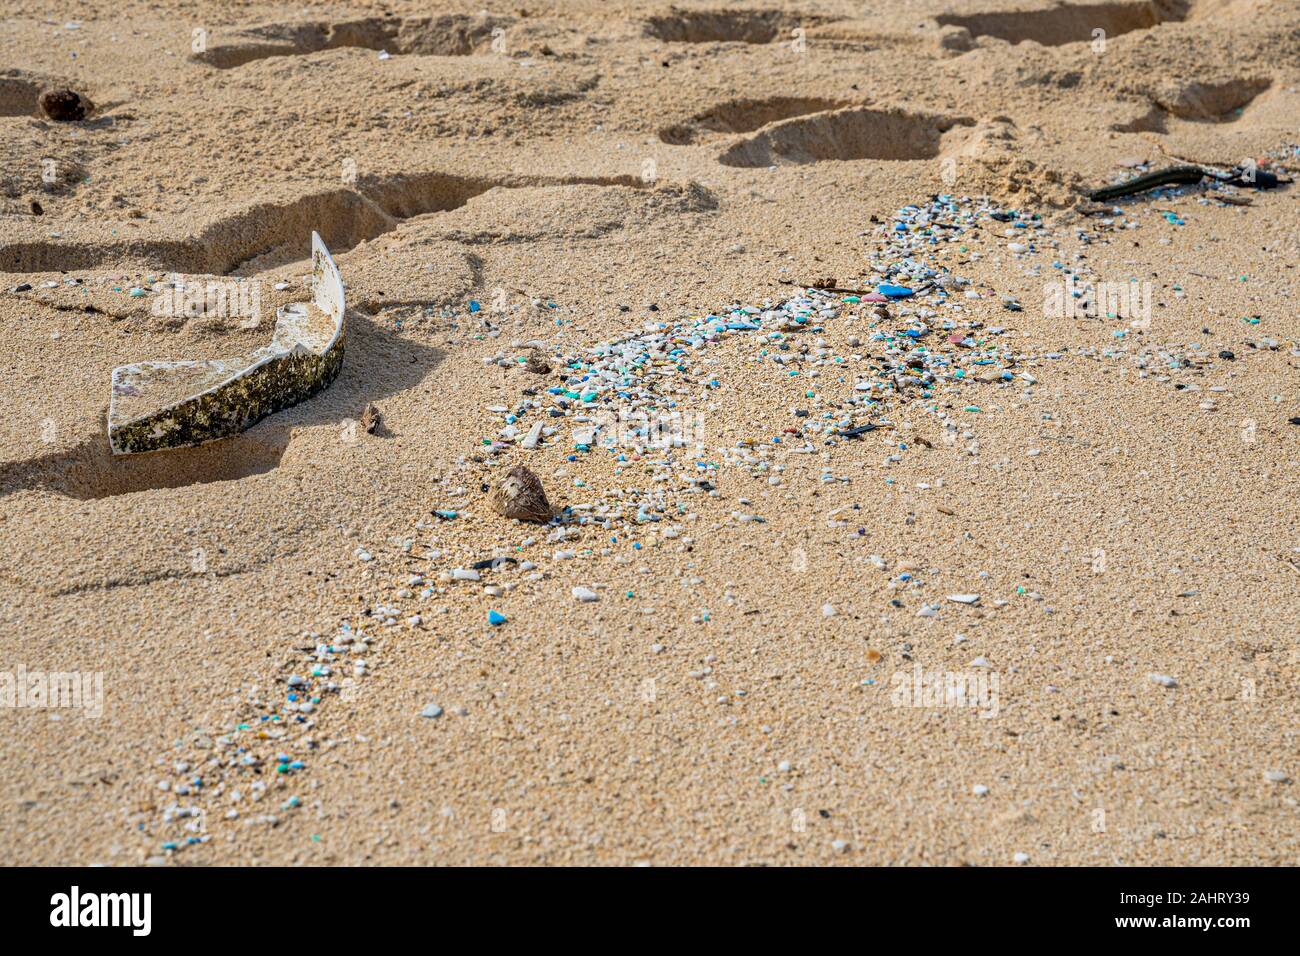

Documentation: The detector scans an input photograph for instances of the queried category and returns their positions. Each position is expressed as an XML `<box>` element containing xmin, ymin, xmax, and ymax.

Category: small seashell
<box><xmin>360</xmin><ymin>402</ymin><xmax>381</xmax><ymax>434</ymax></box>
<box><xmin>489</xmin><ymin>465</ymin><xmax>553</xmax><ymax>522</ymax></box>
<box><xmin>524</xmin><ymin>349</ymin><xmax>551</xmax><ymax>375</ymax></box>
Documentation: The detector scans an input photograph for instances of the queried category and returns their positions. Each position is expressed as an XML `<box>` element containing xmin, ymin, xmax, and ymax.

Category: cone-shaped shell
<box><xmin>489</xmin><ymin>465</ymin><xmax>552</xmax><ymax>522</ymax></box>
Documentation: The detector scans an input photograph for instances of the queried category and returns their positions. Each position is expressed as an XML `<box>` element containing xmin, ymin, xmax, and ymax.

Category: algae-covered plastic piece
<box><xmin>108</xmin><ymin>233</ymin><xmax>345</xmax><ymax>455</ymax></box>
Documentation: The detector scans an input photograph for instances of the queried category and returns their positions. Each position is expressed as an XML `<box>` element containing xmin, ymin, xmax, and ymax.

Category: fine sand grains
<box><xmin>0</xmin><ymin>1</ymin><xmax>1297</xmax><ymax>866</ymax></box>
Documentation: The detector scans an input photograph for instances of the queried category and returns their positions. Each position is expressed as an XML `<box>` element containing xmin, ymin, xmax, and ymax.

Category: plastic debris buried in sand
<box><xmin>107</xmin><ymin>233</ymin><xmax>345</xmax><ymax>454</ymax></box>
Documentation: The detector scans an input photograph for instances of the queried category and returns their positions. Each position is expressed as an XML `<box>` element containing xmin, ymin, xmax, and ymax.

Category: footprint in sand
<box><xmin>191</xmin><ymin>13</ymin><xmax>514</xmax><ymax>69</ymax></box>
<box><xmin>642</xmin><ymin>7</ymin><xmax>831</xmax><ymax>45</ymax></box>
<box><xmin>935</xmin><ymin>0</ymin><xmax>1191</xmax><ymax>48</ymax></box>
<box><xmin>658</xmin><ymin>96</ymin><xmax>849</xmax><ymax>146</ymax></box>
<box><xmin>0</xmin><ymin>172</ymin><xmax>655</xmax><ymax>275</ymax></box>
<box><xmin>715</xmin><ymin>107</ymin><xmax>975</xmax><ymax>168</ymax></box>
<box><xmin>1112</xmin><ymin>77</ymin><xmax>1276</xmax><ymax>132</ymax></box>
<box><xmin>0</xmin><ymin>73</ymin><xmax>43</xmax><ymax>116</ymax></box>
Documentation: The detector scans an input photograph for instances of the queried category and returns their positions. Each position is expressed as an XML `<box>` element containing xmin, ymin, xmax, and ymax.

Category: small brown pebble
<box><xmin>489</xmin><ymin>465</ymin><xmax>552</xmax><ymax>522</ymax></box>
<box><xmin>360</xmin><ymin>403</ymin><xmax>381</xmax><ymax>434</ymax></box>
<box><xmin>38</xmin><ymin>88</ymin><xmax>88</xmax><ymax>122</ymax></box>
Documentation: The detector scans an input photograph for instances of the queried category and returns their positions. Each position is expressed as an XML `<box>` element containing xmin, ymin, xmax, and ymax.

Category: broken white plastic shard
<box><xmin>108</xmin><ymin>233</ymin><xmax>345</xmax><ymax>455</ymax></box>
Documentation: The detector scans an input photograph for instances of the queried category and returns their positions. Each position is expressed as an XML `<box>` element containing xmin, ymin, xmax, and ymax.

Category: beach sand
<box><xmin>0</xmin><ymin>0</ymin><xmax>1297</xmax><ymax>865</ymax></box>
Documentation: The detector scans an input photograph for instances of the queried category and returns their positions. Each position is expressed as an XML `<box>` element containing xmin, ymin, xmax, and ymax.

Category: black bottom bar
<box><xmin>0</xmin><ymin>866</ymin><xmax>1285</xmax><ymax>942</ymax></box>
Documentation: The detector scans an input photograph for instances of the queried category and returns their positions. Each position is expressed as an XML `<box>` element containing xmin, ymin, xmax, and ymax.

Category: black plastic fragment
<box><xmin>837</xmin><ymin>424</ymin><xmax>879</xmax><ymax>438</ymax></box>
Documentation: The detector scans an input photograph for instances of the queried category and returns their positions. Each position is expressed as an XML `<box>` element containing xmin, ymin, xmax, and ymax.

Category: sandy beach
<box><xmin>0</xmin><ymin>0</ymin><xmax>1297</xmax><ymax>866</ymax></box>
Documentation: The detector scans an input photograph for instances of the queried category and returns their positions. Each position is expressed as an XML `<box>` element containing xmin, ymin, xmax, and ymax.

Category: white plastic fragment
<box><xmin>107</xmin><ymin>233</ymin><xmax>345</xmax><ymax>454</ymax></box>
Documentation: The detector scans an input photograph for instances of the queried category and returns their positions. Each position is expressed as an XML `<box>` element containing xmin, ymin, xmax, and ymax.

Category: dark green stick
<box><xmin>1087</xmin><ymin>165</ymin><xmax>1205</xmax><ymax>202</ymax></box>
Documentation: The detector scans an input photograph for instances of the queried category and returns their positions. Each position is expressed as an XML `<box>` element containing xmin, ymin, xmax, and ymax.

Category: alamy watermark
<box><xmin>50</xmin><ymin>886</ymin><xmax>149</xmax><ymax>935</ymax></box>
<box><xmin>890</xmin><ymin>664</ymin><xmax>1000</xmax><ymax>719</ymax></box>
<box><xmin>590</xmin><ymin>407</ymin><xmax>706</xmax><ymax>452</ymax></box>
<box><xmin>1</xmin><ymin>665</ymin><xmax>103</xmax><ymax>718</ymax></box>
<box><xmin>1043</xmin><ymin>275</ymin><xmax>1152</xmax><ymax>325</ymax></box>
<box><xmin>151</xmin><ymin>274</ymin><xmax>262</xmax><ymax>328</ymax></box>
